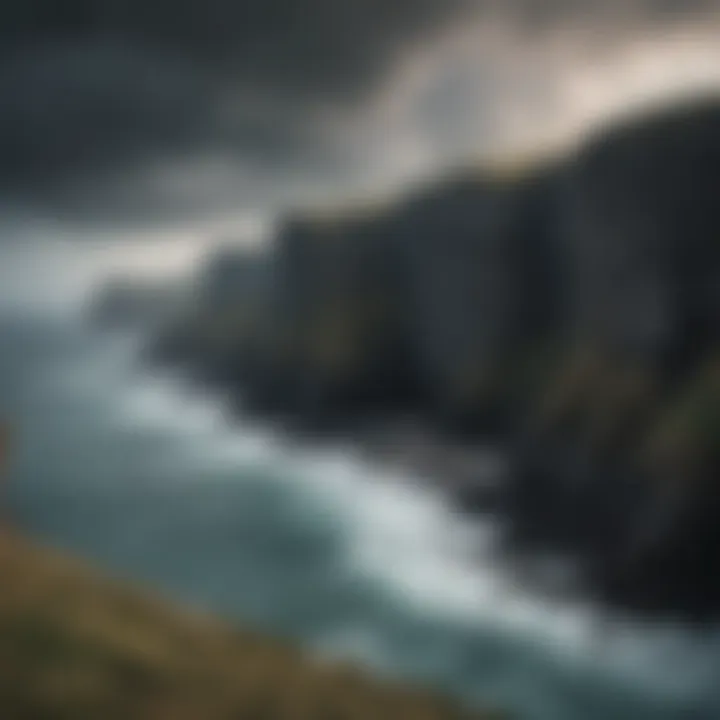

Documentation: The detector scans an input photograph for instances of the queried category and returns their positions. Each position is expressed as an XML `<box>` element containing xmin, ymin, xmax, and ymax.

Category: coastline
<box><xmin>0</xmin><ymin>529</ymin><xmax>504</xmax><ymax>719</ymax></box>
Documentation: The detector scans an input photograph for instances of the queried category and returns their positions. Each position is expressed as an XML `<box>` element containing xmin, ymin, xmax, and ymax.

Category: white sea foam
<box><xmin>40</xmin><ymin>322</ymin><xmax>720</xmax><ymax>707</ymax></box>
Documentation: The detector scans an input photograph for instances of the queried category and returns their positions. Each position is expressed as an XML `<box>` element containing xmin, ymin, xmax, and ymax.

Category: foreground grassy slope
<box><xmin>0</xmin><ymin>532</ymin><xmax>502</xmax><ymax>720</ymax></box>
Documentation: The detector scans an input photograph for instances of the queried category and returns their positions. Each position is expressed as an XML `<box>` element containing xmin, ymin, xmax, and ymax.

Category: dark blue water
<box><xmin>2</xmin><ymin>310</ymin><xmax>720</xmax><ymax>719</ymax></box>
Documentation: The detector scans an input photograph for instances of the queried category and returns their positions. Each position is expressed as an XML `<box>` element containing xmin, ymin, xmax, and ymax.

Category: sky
<box><xmin>2</xmin><ymin>1</ymin><xmax>720</xmax><ymax>302</ymax></box>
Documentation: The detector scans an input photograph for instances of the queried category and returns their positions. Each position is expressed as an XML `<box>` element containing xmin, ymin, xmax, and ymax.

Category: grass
<box><xmin>0</xmin><ymin>531</ymin><xmax>504</xmax><ymax>720</ymax></box>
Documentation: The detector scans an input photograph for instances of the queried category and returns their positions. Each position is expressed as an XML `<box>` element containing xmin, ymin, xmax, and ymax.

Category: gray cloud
<box><xmin>0</xmin><ymin>1</ymin><xmax>471</xmax><ymax>185</ymax></box>
<box><xmin>0</xmin><ymin>1</ymin><xmax>472</xmax><ymax>98</ymax></box>
<box><xmin>1</xmin><ymin>0</ymin><xmax>719</xmax><ymax>224</ymax></box>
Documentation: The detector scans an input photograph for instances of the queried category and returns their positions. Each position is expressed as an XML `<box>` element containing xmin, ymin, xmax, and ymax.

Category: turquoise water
<box><xmin>2</xmin><ymin>311</ymin><xmax>720</xmax><ymax>719</ymax></box>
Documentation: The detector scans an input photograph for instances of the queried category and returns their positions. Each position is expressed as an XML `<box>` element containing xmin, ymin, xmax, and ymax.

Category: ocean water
<box><xmin>2</xmin><ymin>309</ymin><xmax>720</xmax><ymax>720</ymax></box>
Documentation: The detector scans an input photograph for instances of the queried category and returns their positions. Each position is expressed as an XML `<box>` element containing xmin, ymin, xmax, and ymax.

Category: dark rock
<box><xmin>502</xmin><ymin>96</ymin><xmax>720</xmax><ymax>620</ymax></box>
<box><xmin>387</xmin><ymin>164</ymin><xmax>564</xmax><ymax>437</ymax></box>
<box><xmin>251</xmin><ymin>210</ymin><xmax>423</xmax><ymax>428</ymax></box>
<box><xmin>564</xmin><ymin>96</ymin><xmax>720</xmax><ymax>374</ymax></box>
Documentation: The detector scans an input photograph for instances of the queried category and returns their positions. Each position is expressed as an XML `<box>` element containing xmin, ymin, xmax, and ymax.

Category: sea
<box><xmin>2</xmin><ymin>307</ymin><xmax>720</xmax><ymax>720</ymax></box>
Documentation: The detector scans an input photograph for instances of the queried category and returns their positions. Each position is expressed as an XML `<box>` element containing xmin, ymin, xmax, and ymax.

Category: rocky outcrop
<box><xmin>244</xmin><ymin>211</ymin><xmax>421</xmax><ymax>428</ymax></box>
<box><xmin>388</xmin><ymin>166</ymin><xmax>564</xmax><ymax>437</ymax></box>
<box><xmin>239</xmin><ymin>164</ymin><xmax>564</xmax><ymax>435</ymax></box>
<box><xmin>506</xmin><ymin>97</ymin><xmax>720</xmax><ymax>620</ymax></box>
<box><xmin>142</xmin><ymin>245</ymin><xmax>273</xmax><ymax>385</ymax></box>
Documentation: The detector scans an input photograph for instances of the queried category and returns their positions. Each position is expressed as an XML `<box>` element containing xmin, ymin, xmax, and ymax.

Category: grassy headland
<box><xmin>0</xmin><ymin>531</ymin><xmax>504</xmax><ymax>720</ymax></box>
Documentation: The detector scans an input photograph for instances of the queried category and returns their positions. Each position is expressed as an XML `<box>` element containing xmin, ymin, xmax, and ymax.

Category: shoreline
<box><xmin>245</xmin><ymin>409</ymin><xmax>598</xmax><ymax>610</ymax></box>
<box><xmin>0</xmin><ymin>530</ymin><xmax>503</xmax><ymax>719</ymax></box>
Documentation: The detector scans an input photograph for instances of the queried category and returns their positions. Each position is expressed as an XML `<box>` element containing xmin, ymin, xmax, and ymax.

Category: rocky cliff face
<box><xmin>139</xmin><ymin>245</ymin><xmax>273</xmax><ymax>386</ymax></box>
<box><xmin>245</xmin><ymin>167</ymin><xmax>565</xmax><ymax>435</ymax></box>
<box><xmin>385</xmin><ymin>167</ymin><xmax>563</xmax><ymax>437</ymax></box>
<box><xmin>143</xmin><ymin>94</ymin><xmax>720</xmax><ymax>620</ymax></box>
<box><xmin>248</xmin><ymin>211</ymin><xmax>420</xmax><ymax>429</ymax></box>
<box><xmin>509</xmin><ymin>97</ymin><xmax>720</xmax><ymax>620</ymax></box>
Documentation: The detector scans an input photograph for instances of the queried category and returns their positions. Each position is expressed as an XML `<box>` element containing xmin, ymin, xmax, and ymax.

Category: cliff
<box><xmin>389</xmin><ymin>165</ymin><xmax>563</xmax><ymax>436</ymax></box>
<box><xmin>141</xmin><ymin>245</ymin><xmax>274</xmax><ymax>386</ymax></box>
<box><xmin>508</xmin><ymin>96</ymin><xmax>720</xmax><ymax>619</ymax></box>
<box><xmin>140</xmin><ymin>94</ymin><xmax>720</xmax><ymax>621</ymax></box>
<box><xmin>234</xmin><ymin>164</ymin><xmax>563</xmax><ymax>437</ymax></box>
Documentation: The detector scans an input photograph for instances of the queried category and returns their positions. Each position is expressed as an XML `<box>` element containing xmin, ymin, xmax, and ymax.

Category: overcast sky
<box><xmin>2</xmin><ymin>1</ymin><xmax>720</xmax><ymax>304</ymax></box>
<box><xmin>3</xmin><ymin>1</ymin><xmax>720</xmax><ymax>220</ymax></box>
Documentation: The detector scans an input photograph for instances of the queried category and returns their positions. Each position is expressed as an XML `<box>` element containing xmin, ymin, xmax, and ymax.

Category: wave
<box><xmin>9</xmin><ymin>313</ymin><xmax>720</xmax><ymax>718</ymax></box>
